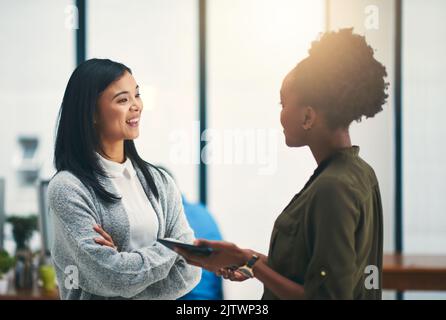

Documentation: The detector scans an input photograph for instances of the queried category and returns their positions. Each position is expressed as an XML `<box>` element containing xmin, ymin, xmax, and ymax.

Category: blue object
<box><xmin>178</xmin><ymin>196</ymin><xmax>224</xmax><ymax>300</ymax></box>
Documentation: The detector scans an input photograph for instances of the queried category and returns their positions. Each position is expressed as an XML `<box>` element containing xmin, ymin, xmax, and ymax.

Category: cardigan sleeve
<box><xmin>48</xmin><ymin>171</ymin><xmax>200</xmax><ymax>299</ymax></box>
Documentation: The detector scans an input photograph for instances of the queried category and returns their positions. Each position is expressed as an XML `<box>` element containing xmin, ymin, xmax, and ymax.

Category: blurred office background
<box><xmin>0</xmin><ymin>0</ymin><xmax>445</xmax><ymax>299</ymax></box>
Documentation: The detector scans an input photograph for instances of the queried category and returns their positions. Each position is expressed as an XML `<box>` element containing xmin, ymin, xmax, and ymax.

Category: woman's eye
<box><xmin>136</xmin><ymin>93</ymin><xmax>141</xmax><ymax>98</ymax></box>
<box><xmin>118</xmin><ymin>98</ymin><xmax>128</xmax><ymax>103</ymax></box>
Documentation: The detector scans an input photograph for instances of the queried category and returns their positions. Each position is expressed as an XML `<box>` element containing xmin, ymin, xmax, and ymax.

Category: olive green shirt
<box><xmin>262</xmin><ymin>146</ymin><xmax>383</xmax><ymax>300</ymax></box>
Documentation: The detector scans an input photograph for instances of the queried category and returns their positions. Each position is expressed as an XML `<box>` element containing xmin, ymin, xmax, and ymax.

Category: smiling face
<box><xmin>95</xmin><ymin>71</ymin><xmax>142</xmax><ymax>144</ymax></box>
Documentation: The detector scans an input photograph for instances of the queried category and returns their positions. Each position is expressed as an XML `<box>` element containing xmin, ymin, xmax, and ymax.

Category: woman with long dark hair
<box><xmin>48</xmin><ymin>58</ymin><xmax>200</xmax><ymax>299</ymax></box>
<box><xmin>176</xmin><ymin>28</ymin><xmax>387</xmax><ymax>300</ymax></box>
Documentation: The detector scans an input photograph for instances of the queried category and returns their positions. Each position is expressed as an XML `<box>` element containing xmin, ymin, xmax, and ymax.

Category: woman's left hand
<box><xmin>174</xmin><ymin>239</ymin><xmax>251</xmax><ymax>273</ymax></box>
<box><xmin>93</xmin><ymin>224</ymin><xmax>117</xmax><ymax>250</ymax></box>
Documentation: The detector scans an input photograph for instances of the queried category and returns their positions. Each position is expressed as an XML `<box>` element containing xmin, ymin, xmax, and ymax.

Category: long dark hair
<box><xmin>53</xmin><ymin>58</ymin><xmax>160</xmax><ymax>203</ymax></box>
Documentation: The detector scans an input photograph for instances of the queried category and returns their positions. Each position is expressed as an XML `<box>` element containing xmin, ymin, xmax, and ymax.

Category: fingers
<box><xmin>175</xmin><ymin>248</ymin><xmax>205</xmax><ymax>264</ymax></box>
<box><xmin>174</xmin><ymin>247</ymin><xmax>192</xmax><ymax>259</ymax></box>
<box><xmin>216</xmin><ymin>268</ymin><xmax>248</xmax><ymax>282</ymax></box>
<box><xmin>193</xmin><ymin>239</ymin><xmax>231</xmax><ymax>249</ymax></box>
<box><xmin>183</xmin><ymin>259</ymin><xmax>205</xmax><ymax>269</ymax></box>
<box><xmin>94</xmin><ymin>237</ymin><xmax>116</xmax><ymax>249</ymax></box>
<box><xmin>226</xmin><ymin>270</ymin><xmax>247</xmax><ymax>281</ymax></box>
<box><xmin>176</xmin><ymin>248</ymin><xmax>209</xmax><ymax>262</ymax></box>
<box><xmin>174</xmin><ymin>248</ymin><xmax>218</xmax><ymax>271</ymax></box>
<box><xmin>232</xmin><ymin>270</ymin><xmax>249</xmax><ymax>281</ymax></box>
<box><xmin>93</xmin><ymin>225</ymin><xmax>113</xmax><ymax>243</ymax></box>
<box><xmin>228</xmin><ymin>271</ymin><xmax>238</xmax><ymax>281</ymax></box>
<box><xmin>217</xmin><ymin>268</ymin><xmax>233</xmax><ymax>278</ymax></box>
<box><xmin>193</xmin><ymin>239</ymin><xmax>212</xmax><ymax>246</ymax></box>
<box><xmin>218</xmin><ymin>268</ymin><xmax>230</xmax><ymax>279</ymax></box>
<box><xmin>181</xmin><ymin>255</ymin><xmax>207</xmax><ymax>269</ymax></box>
<box><xmin>93</xmin><ymin>225</ymin><xmax>117</xmax><ymax>250</ymax></box>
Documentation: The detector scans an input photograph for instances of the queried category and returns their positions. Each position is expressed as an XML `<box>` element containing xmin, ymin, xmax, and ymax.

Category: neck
<box><xmin>309</xmin><ymin>128</ymin><xmax>352</xmax><ymax>165</ymax></box>
<box><xmin>98</xmin><ymin>139</ymin><xmax>126</xmax><ymax>163</ymax></box>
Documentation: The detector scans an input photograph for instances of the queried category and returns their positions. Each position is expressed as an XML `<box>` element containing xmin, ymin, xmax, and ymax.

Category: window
<box><xmin>403</xmin><ymin>0</ymin><xmax>446</xmax><ymax>255</ymax></box>
<box><xmin>207</xmin><ymin>0</ymin><xmax>325</xmax><ymax>299</ymax></box>
<box><xmin>87</xmin><ymin>0</ymin><xmax>199</xmax><ymax>201</ymax></box>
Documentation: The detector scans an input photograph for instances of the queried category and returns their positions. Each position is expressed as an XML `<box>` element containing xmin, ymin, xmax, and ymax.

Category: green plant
<box><xmin>0</xmin><ymin>249</ymin><xmax>15</xmax><ymax>279</ymax></box>
<box><xmin>7</xmin><ymin>215</ymin><xmax>38</xmax><ymax>251</ymax></box>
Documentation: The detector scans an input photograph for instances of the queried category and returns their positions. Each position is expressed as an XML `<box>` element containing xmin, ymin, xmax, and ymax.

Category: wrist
<box><xmin>239</xmin><ymin>249</ymin><xmax>254</xmax><ymax>264</ymax></box>
<box><xmin>237</xmin><ymin>251</ymin><xmax>260</xmax><ymax>279</ymax></box>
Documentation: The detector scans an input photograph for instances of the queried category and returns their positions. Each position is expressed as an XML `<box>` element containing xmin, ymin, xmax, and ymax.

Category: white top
<box><xmin>96</xmin><ymin>152</ymin><xmax>159</xmax><ymax>250</ymax></box>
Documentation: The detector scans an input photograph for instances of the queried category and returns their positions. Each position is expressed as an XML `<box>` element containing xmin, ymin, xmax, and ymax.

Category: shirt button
<box><xmin>320</xmin><ymin>270</ymin><xmax>327</xmax><ymax>277</ymax></box>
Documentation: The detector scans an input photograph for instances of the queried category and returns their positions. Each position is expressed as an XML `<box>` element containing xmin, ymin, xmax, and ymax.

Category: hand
<box><xmin>174</xmin><ymin>239</ymin><xmax>251</xmax><ymax>273</ymax></box>
<box><xmin>93</xmin><ymin>224</ymin><xmax>117</xmax><ymax>250</ymax></box>
<box><xmin>216</xmin><ymin>268</ymin><xmax>250</xmax><ymax>282</ymax></box>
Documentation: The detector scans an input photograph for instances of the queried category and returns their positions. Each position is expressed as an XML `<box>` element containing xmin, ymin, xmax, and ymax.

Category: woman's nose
<box><xmin>130</xmin><ymin>100</ymin><xmax>141</xmax><ymax>111</ymax></box>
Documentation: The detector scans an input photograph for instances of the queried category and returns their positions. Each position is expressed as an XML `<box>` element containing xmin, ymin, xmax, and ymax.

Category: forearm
<box><xmin>179</xmin><ymin>243</ymin><xmax>303</xmax><ymax>299</ymax></box>
<box><xmin>73</xmin><ymin>240</ymin><xmax>179</xmax><ymax>298</ymax></box>
<box><xmin>132</xmin><ymin>257</ymin><xmax>201</xmax><ymax>300</ymax></box>
<box><xmin>252</xmin><ymin>260</ymin><xmax>305</xmax><ymax>300</ymax></box>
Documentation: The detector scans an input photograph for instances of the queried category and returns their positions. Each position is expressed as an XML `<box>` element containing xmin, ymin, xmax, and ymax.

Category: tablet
<box><xmin>158</xmin><ymin>238</ymin><xmax>213</xmax><ymax>257</ymax></box>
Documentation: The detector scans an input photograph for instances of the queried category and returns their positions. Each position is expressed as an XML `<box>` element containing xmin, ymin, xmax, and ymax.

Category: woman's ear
<box><xmin>302</xmin><ymin>106</ymin><xmax>316</xmax><ymax>130</ymax></box>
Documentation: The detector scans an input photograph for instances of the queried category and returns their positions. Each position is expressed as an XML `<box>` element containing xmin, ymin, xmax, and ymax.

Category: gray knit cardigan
<box><xmin>47</xmin><ymin>162</ymin><xmax>201</xmax><ymax>299</ymax></box>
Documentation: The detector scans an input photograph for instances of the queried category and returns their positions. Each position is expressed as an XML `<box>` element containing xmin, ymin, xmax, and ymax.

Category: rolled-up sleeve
<box><xmin>303</xmin><ymin>177</ymin><xmax>359</xmax><ymax>300</ymax></box>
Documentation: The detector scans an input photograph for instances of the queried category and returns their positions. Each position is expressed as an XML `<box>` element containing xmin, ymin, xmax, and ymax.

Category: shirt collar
<box><xmin>309</xmin><ymin>145</ymin><xmax>360</xmax><ymax>186</ymax></box>
<box><xmin>96</xmin><ymin>152</ymin><xmax>137</xmax><ymax>178</ymax></box>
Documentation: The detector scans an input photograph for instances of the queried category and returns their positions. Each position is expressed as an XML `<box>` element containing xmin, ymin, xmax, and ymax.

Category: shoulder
<box><xmin>307</xmin><ymin>176</ymin><xmax>360</xmax><ymax>222</ymax></box>
<box><xmin>47</xmin><ymin>170</ymin><xmax>93</xmax><ymax>206</ymax></box>
<box><xmin>317</xmin><ymin>155</ymin><xmax>378</xmax><ymax>200</ymax></box>
<box><xmin>147</xmin><ymin>165</ymin><xmax>177</xmax><ymax>190</ymax></box>
<box><xmin>145</xmin><ymin>164</ymin><xmax>170</xmax><ymax>184</ymax></box>
<box><xmin>308</xmin><ymin>176</ymin><xmax>359</xmax><ymax>213</ymax></box>
<box><xmin>48</xmin><ymin>170</ymin><xmax>83</xmax><ymax>194</ymax></box>
<box><xmin>311</xmin><ymin>175</ymin><xmax>355</xmax><ymax>197</ymax></box>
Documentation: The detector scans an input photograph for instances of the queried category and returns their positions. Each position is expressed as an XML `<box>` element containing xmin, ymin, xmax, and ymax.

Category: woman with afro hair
<box><xmin>176</xmin><ymin>28</ymin><xmax>388</xmax><ymax>300</ymax></box>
